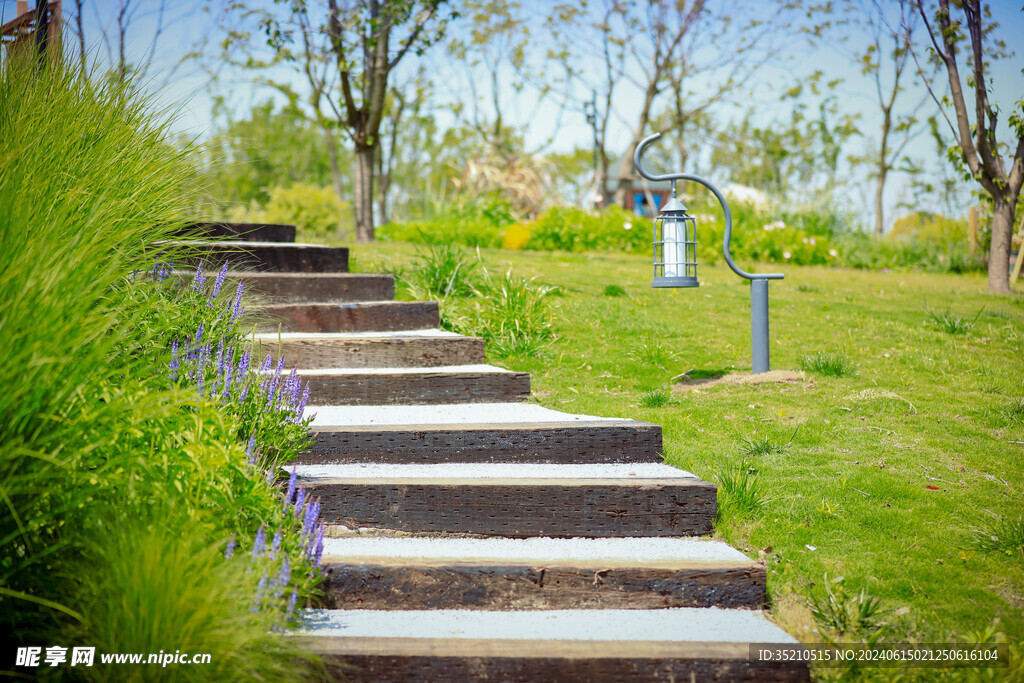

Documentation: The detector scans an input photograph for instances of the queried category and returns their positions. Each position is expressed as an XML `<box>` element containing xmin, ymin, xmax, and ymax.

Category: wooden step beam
<box><xmin>234</xmin><ymin>272</ymin><xmax>393</xmax><ymax>304</ymax></box>
<box><xmin>256</xmin><ymin>331</ymin><xmax>485</xmax><ymax>369</ymax></box>
<box><xmin>173</xmin><ymin>222</ymin><xmax>296</xmax><ymax>243</ymax></box>
<box><xmin>292</xmin><ymin>463</ymin><xmax>716</xmax><ymax>538</ymax></box>
<box><xmin>256</xmin><ymin>301</ymin><xmax>438</xmax><ymax>333</ymax></box>
<box><xmin>302</xmin><ymin>420</ymin><xmax>662</xmax><ymax>464</ymax></box>
<box><xmin>171</xmin><ymin>241</ymin><xmax>349</xmax><ymax>273</ymax></box>
<box><xmin>319</xmin><ymin>536</ymin><xmax>765</xmax><ymax>610</ymax></box>
<box><xmin>295</xmin><ymin>366</ymin><xmax>530</xmax><ymax>405</ymax></box>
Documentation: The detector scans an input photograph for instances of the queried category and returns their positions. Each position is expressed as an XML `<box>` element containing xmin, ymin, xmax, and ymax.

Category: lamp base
<box><xmin>651</xmin><ymin>277</ymin><xmax>700</xmax><ymax>288</ymax></box>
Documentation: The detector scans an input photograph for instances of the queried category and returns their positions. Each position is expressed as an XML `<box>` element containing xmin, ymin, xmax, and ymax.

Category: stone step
<box><xmin>300</xmin><ymin>402</ymin><xmax>661</xmax><ymax>464</ymax></box>
<box><xmin>320</xmin><ymin>535</ymin><xmax>765</xmax><ymax>610</ymax></box>
<box><xmin>174</xmin><ymin>222</ymin><xmax>296</xmax><ymax>243</ymax></box>
<box><xmin>254</xmin><ymin>330</ymin><xmax>485</xmax><ymax>369</ymax></box>
<box><xmin>295</xmin><ymin>365</ymin><xmax>530</xmax><ymax>406</ymax></box>
<box><xmin>295</xmin><ymin>608</ymin><xmax>808</xmax><ymax>681</ymax></box>
<box><xmin>170</xmin><ymin>240</ymin><xmax>349</xmax><ymax>273</ymax></box>
<box><xmin>256</xmin><ymin>301</ymin><xmax>437</xmax><ymax>333</ymax></box>
<box><xmin>290</xmin><ymin>463</ymin><xmax>716</xmax><ymax>538</ymax></box>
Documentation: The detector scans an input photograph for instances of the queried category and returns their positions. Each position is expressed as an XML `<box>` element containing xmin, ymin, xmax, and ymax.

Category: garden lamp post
<box><xmin>634</xmin><ymin>132</ymin><xmax>784</xmax><ymax>374</ymax></box>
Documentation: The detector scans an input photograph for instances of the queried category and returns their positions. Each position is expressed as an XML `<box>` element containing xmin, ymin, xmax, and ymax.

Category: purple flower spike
<box><xmin>302</xmin><ymin>498</ymin><xmax>319</xmax><ymax>539</ymax></box>
<box><xmin>215</xmin><ymin>338</ymin><xmax>225</xmax><ymax>373</ymax></box>
<box><xmin>229</xmin><ymin>282</ymin><xmax>244</xmax><ymax>323</ymax></box>
<box><xmin>270</xmin><ymin>528</ymin><xmax>282</xmax><ymax>559</ymax></box>
<box><xmin>169</xmin><ymin>341</ymin><xmax>180</xmax><ymax>381</ymax></box>
<box><xmin>285</xmin><ymin>467</ymin><xmax>297</xmax><ymax>503</ymax></box>
<box><xmin>267</xmin><ymin>357</ymin><xmax>286</xmax><ymax>404</ymax></box>
<box><xmin>260</xmin><ymin>354</ymin><xmax>273</xmax><ymax>373</ymax></box>
<box><xmin>239</xmin><ymin>380</ymin><xmax>250</xmax><ymax>403</ymax></box>
<box><xmin>285</xmin><ymin>366</ymin><xmax>299</xmax><ymax>402</ymax></box>
<box><xmin>193</xmin><ymin>322</ymin><xmax>204</xmax><ymax>348</ymax></box>
<box><xmin>312</xmin><ymin>526</ymin><xmax>325</xmax><ymax>566</ymax></box>
<box><xmin>190</xmin><ymin>260</ymin><xmax>205</xmax><ymax>291</ymax></box>
<box><xmin>286</xmin><ymin>587</ymin><xmax>299</xmax><ymax>620</ymax></box>
<box><xmin>294</xmin><ymin>384</ymin><xmax>310</xmax><ymax>422</ymax></box>
<box><xmin>293</xmin><ymin>488</ymin><xmax>306</xmax><ymax>518</ymax></box>
<box><xmin>222</xmin><ymin>363</ymin><xmax>233</xmax><ymax>398</ymax></box>
<box><xmin>210</xmin><ymin>262</ymin><xmax>229</xmax><ymax>300</ymax></box>
<box><xmin>252</xmin><ymin>526</ymin><xmax>266</xmax><ymax>559</ymax></box>
<box><xmin>245</xmin><ymin>434</ymin><xmax>257</xmax><ymax>464</ymax></box>
<box><xmin>237</xmin><ymin>349</ymin><xmax>251</xmax><ymax>379</ymax></box>
<box><xmin>225</xmin><ymin>535</ymin><xmax>236</xmax><ymax>559</ymax></box>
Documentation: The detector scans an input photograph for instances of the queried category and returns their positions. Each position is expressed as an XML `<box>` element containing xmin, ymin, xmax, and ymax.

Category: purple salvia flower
<box><xmin>285</xmin><ymin>587</ymin><xmax>299</xmax><ymax>620</ymax></box>
<box><xmin>293</xmin><ymin>488</ymin><xmax>306</xmax><ymax>518</ymax></box>
<box><xmin>312</xmin><ymin>526</ymin><xmax>325</xmax><ymax>566</ymax></box>
<box><xmin>252</xmin><ymin>525</ymin><xmax>266</xmax><ymax>559</ymax></box>
<box><xmin>260</xmin><ymin>354</ymin><xmax>273</xmax><ymax>372</ymax></box>
<box><xmin>229</xmin><ymin>281</ymin><xmax>244</xmax><ymax>323</ymax></box>
<box><xmin>265</xmin><ymin>467</ymin><xmax>275</xmax><ymax>486</ymax></box>
<box><xmin>215</xmin><ymin>338</ymin><xmax>225</xmax><ymax>373</ymax></box>
<box><xmin>222</xmin><ymin>362</ymin><xmax>233</xmax><ymax>399</ymax></box>
<box><xmin>237</xmin><ymin>349</ymin><xmax>251</xmax><ymax>380</ymax></box>
<box><xmin>190</xmin><ymin>260</ymin><xmax>205</xmax><ymax>291</ymax></box>
<box><xmin>267</xmin><ymin>357</ymin><xmax>285</xmax><ymax>405</ymax></box>
<box><xmin>151</xmin><ymin>262</ymin><xmax>161</xmax><ymax>280</ymax></box>
<box><xmin>272</xmin><ymin>556</ymin><xmax>291</xmax><ymax>598</ymax></box>
<box><xmin>210</xmin><ymin>262</ymin><xmax>229</xmax><ymax>301</ymax></box>
<box><xmin>302</xmin><ymin>498</ymin><xmax>319</xmax><ymax>539</ymax></box>
<box><xmin>269</xmin><ymin>528</ymin><xmax>282</xmax><ymax>559</ymax></box>
<box><xmin>160</xmin><ymin>260</ymin><xmax>174</xmax><ymax>281</ymax></box>
<box><xmin>193</xmin><ymin>322</ymin><xmax>204</xmax><ymax>349</ymax></box>
<box><xmin>245</xmin><ymin>434</ymin><xmax>257</xmax><ymax>465</ymax></box>
<box><xmin>252</xmin><ymin>570</ymin><xmax>268</xmax><ymax>613</ymax></box>
<box><xmin>238</xmin><ymin>379</ymin><xmax>250</xmax><ymax>403</ymax></box>
<box><xmin>294</xmin><ymin>383</ymin><xmax>310</xmax><ymax>422</ymax></box>
<box><xmin>285</xmin><ymin>467</ymin><xmax>297</xmax><ymax>504</ymax></box>
<box><xmin>225</xmin><ymin>536</ymin><xmax>236</xmax><ymax>559</ymax></box>
<box><xmin>285</xmin><ymin>366</ymin><xmax>299</xmax><ymax>401</ymax></box>
<box><xmin>169</xmin><ymin>341</ymin><xmax>180</xmax><ymax>381</ymax></box>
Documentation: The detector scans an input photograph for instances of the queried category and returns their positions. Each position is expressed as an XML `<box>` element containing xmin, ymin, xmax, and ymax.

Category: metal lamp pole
<box><xmin>634</xmin><ymin>132</ymin><xmax>784</xmax><ymax>374</ymax></box>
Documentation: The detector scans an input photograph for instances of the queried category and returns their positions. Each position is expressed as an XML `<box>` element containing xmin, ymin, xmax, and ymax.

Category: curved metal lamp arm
<box><xmin>634</xmin><ymin>132</ymin><xmax>783</xmax><ymax>281</ymax></box>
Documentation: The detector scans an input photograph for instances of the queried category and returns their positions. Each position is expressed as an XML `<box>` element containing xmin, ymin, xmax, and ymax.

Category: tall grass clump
<box><xmin>925</xmin><ymin>305</ymin><xmax>983</xmax><ymax>335</ymax></box>
<box><xmin>799</xmin><ymin>352</ymin><xmax>857</xmax><ymax>377</ymax></box>
<box><xmin>1</xmin><ymin>60</ymin><xmax>318</xmax><ymax>678</ymax></box>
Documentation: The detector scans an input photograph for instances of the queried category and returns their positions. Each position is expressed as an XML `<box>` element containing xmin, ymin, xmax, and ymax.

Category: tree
<box><xmin>855</xmin><ymin>1</ymin><xmax>928</xmax><ymax>236</ymax></box>
<box><xmin>907</xmin><ymin>0</ymin><xmax>1023</xmax><ymax>294</ymax></box>
<box><xmin>257</xmin><ymin>0</ymin><xmax>452</xmax><ymax>241</ymax></box>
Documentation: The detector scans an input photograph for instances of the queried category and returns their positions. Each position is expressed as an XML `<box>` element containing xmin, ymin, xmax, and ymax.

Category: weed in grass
<box><xmin>799</xmin><ymin>352</ymin><xmax>857</xmax><ymax>377</ymax></box>
<box><xmin>738</xmin><ymin>430</ymin><xmax>795</xmax><ymax>457</ymax></box>
<box><xmin>999</xmin><ymin>398</ymin><xmax>1024</xmax><ymax>423</ymax></box>
<box><xmin>925</xmin><ymin>305</ymin><xmax>984</xmax><ymax>334</ymax></box>
<box><xmin>629</xmin><ymin>338</ymin><xmax>680</xmax><ymax>369</ymax></box>
<box><xmin>402</xmin><ymin>242</ymin><xmax>481</xmax><ymax>299</ymax></box>
<box><xmin>806</xmin><ymin>574</ymin><xmax>890</xmax><ymax>637</ymax></box>
<box><xmin>640</xmin><ymin>389</ymin><xmax>674</xmax><ymax>408</ymax></box>
<box><xmin>715</xmin><ymin>460</ymin><xmax>764</xmax><ymax>517</ymax></box>
<box><xmin>603</xmin><ymin>284</ymin><xmax>627</xmax><ymax>297</ymax></box>
<box><xmin>970</xmin><ymin>515</ymin><xmax>1024</xmax><ymax>557</ymax></box>
<box><xmin>797</xmin><ymin>284</ymin><xmax>820</xmax><ymax>292</ymax></box>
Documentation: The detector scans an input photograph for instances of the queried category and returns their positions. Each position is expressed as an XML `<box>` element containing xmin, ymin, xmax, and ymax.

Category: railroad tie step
<box><xmin>256</xmin><ymin>301</ymin><xmax>438</xmax><ymax>333</ymax></box>
<box><xmin>290</xmin><ymin>365</ymin><xmax>530</xmax><ymax>406</ymax></box>
<box><xmin>293</xmin><ymin>608</ymin><xmax>808</xmax><ymax>682</ymax></box>
<box><xmin>288</xmin><ymin>462</ymin><xmax>716</xmax><ymax>538</ymax></box>
<box><xmin>164</xmin><ymin>240</ymin><xmax>349</xmax><ymax>273</ymax></box>
<box><xmin>173</xmin><ymin>222</ymin><xmax>297</xmax><ymax>243</ymax></box>
<box><xmin>253</xmin><ymin>330</ymin><xmax>485</xmax><ymax>369</ymax></box>
<box><xmin>319</xmin><ymin>535</ymin><xmax>765</xmax><ymax>610</ymax></box>
<box><xmin>171</xmin><ymin>272</ymin><xmax>394</xmax><ymax>304</ymax></box>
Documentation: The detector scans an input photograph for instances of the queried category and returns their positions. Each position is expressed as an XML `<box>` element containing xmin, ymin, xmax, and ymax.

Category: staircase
<box><xmin>181</xmin><ymin>222</ymin><xmax>808</xmax><ymax>681</ymax></box>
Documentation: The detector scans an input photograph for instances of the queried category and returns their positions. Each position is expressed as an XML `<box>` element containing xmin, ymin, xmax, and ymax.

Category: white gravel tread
<box><xmin>289</xmin><ymin>462</ymin><xmax>696</xmax><ymax>480</ymax></box>
<box><xmin>296</xmin><ymin>608</ymin><xmax>797</xmax><ymax>644</ymax></box>
<box><xmin>304</xmin><ymin>402</ymin><xmax>625</xmax><ymax>426</ymax></box>
<box><xmin>294</xmin><ymin>364</ymin><xmax>511</xmax><ymax>376</ymax></box>
<box><xmin>322</xmin><ymin>536</ymin><xmax>749</xmax><ymax>563</ymax></box>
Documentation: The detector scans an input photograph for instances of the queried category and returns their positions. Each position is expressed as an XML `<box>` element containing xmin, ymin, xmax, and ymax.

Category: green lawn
<box><xmin>357</xmin><ymin>242</ymin><xmax>1023</xmax><ymax>672</ymax></box>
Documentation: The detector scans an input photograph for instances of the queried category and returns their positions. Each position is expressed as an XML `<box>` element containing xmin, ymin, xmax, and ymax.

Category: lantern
<box><xmin>652</xmin><ymin>191</ymin><xmax>699</xmax><ymax>288</ymax></box>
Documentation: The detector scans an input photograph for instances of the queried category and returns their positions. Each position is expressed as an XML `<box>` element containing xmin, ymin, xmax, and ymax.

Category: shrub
<box><xmin>229</xmin><ymin>182</ymin><xmax>352</xmax><ymax>242</ymax></box>
<box><xmin>799</xmin><ymin>352</ymin><xmax>858</xmax><ymax>377</ymax></box>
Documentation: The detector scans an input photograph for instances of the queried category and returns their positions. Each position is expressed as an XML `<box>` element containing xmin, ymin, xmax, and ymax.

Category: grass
<box><xmin>1</xmin><ymin>62</ymin><xmax>317</xmax><ymax>678</ymax></box>
<box><xmin>926</xmin><ymin>305</ymin><xmax>984</xmax><ymax>335</ymax></box>
<box><xmin>354</xmin><ymin>240</ymin><xmax>1024</xmax><ymax>672</ymax></box>
<box><xmin>639</xmin><ymin>389</ymin><xmax>674</xmax><ymax>408</ymax></box>
<box><xmin>800</xmin><ymin>352</ymin><xmax>858</xmax><ymax>377</ymax></box>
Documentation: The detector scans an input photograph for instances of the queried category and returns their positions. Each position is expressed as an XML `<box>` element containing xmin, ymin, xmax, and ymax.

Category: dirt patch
<box><xmin>673</xmin><ymin>369</ymin><xmax>809</xmax><ymax>391</ymax></box>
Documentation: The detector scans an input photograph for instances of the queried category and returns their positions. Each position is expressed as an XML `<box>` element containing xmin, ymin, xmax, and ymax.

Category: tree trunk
<box><xmin>353</xmin><ymin>143</ymin><xmax>375</xmax><ymax>242</ymax></box>
<box><xmin>988</xmin><ymin>196</ymin><xmax>1016</xmax><ymax>294</ymax></box>
<box><xmin>873</xmin><ymin>164</ymin><xmax>886</xmax><ymax>237</ymax></box>
<box><xmin>321</xmin><ymin>126</ymin><xmax>349</xmax><ymax>239</ymax></box>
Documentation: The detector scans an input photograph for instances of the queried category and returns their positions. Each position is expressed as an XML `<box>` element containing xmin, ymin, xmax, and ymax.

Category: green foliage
<box><xmin>799</xmin><ymin>352</ymin><xmax>858</xmax><ymax>377</ymax></box>
<box><xmin>639</xmin><ymin>389</ymin><xmax>674</xmax><ymax>408</ymax></box>
<box><xmin>229</xmin><ymin>182</ymin><xmax>353</xmax><ymax>243</ymax></box>
<box><xmin>603</xmin><ymin>284</ymin><xmax>627</xmax><ymax>297</ymax></box>
<box><xmin>969</xmin><ymin>515</ymin><xmax>1024</xmax><ymax>557</ymax></box>
<box><xmin>738</xmin><ymin>431</ymin><xmax>794</xmax><ymax>457</ymax></box>
<box><xmin>523</xmin><ymin>205</ymin><xmax>649</xmax><ymax>253</ymax></box>
<box><xmin>628</xmin><ymin>339</ymin><xmax>680</xmax><ymax>369</ymax></box>
<box><xmin>378</xmin><ymin>198</ymin><xmax>514</xmax><ymax>248</ymax></box>
<box><xmin>398</xmin><ymin>244</ymin><xmax>555</xmax><ymax>362</ymax></box>
<box><xmin>0</xmin><ymin>62</ymin><xmax>317</xmax><ymax>674</ymax></box>
<box><xmin>715</xmin><ymin>460</ymin><xmax>765</xmax><ymax>517</ymax></box>
<box><xmin>925</xmin><ymin>305</ymin><xmax>983</xmax><ymax>335</ymax></box>
<box><xmin>202</xmin><ymin>100</ymin><xmax>346</xmax><ymax>206</ymax></box>
<box><xmin>806</xmin><ymin>574</ymin><xmax>889</xmax><ymax>637</ymax></box>
<box><xmin>999</xmin><ymin>398</ymin><xmax>1024</xmax><ymax>423</ymax></box>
